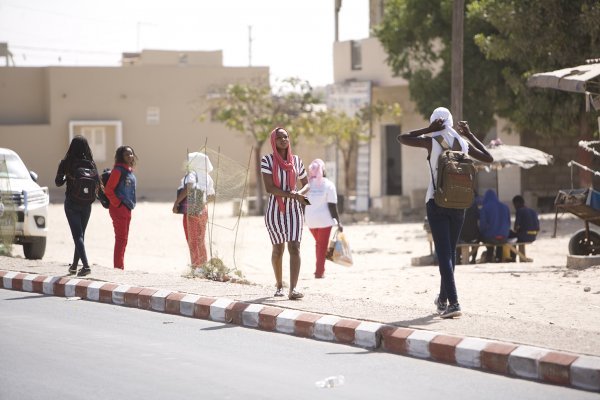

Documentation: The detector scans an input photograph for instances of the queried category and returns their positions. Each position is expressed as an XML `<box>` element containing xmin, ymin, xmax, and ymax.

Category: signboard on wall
<box><xmin>326</xmin><ymin>81</ymin><xmax>372</xmax><ymax>212</ymax></box>
<box><xmin>146</xmin><ymin>107</ymin><xmax>160</xmax><ymax>125</ymax></box>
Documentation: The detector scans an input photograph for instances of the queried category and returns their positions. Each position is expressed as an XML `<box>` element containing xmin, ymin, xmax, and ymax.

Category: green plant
<box><xmin>185</xmin><ymin>257</ymin><xmax>248</xmax><ymax>284</ymax></box>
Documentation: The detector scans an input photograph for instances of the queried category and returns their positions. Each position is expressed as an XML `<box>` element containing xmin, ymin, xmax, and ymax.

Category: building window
<box><xmin>351</xmin><ymin>40</ymin><xmax>362</xmax><ymax>70</ymax></box>
<box><xmin>81</xmin><ymin>127</ymin><xmax>107</xmax><ymax>162</ymax></box>
<box><xmin>146</xmin><ymin>107</ymin><xmax>160</xmax><ymax>125</ymax></box>
<box><xmin>385</xmin><ymin>125</ymin><xmax>402</xmax><ymax>195</ymax></box>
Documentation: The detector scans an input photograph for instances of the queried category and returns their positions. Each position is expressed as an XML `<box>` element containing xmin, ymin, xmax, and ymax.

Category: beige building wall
<box><xmin>333</xmin><ymin>37</ymin><xmax>407</xmax><ymax>87</ymax></box>
<box><xmin>333</xmin><ymin>36</ymin><xmax>432</xmax><ymax>217</ymax></box>
<box><xmin>0</xmin><ymin>50</ymin><xmax>307</xmax><ymax>203</ymax></box>
<box><xmin>126</xmin><ymin>49</ymin><xmax>223</xmax><ymax>67</ymax></box>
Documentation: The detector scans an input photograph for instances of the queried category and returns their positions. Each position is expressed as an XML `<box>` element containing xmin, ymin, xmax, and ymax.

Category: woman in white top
<box><xmin>305</xmin><ymin>159</ymin><xmax>342</xmax><ymax>278</ymax></box>
<box><xmin>397</xmin><ymin>107</ymin><xmax>492</xmax><ymax>319</ymax></box>
<box><xmin>172</xmin><ymin>152</ymin><xmax>215</xmax><ymax>269</ymax></box>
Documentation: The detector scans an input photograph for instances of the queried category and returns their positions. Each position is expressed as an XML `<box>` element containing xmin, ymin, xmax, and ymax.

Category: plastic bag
<box><xmin>326</xmin><ymin>229</ymin><xmax>353</xmax><ymax>267</ymax></box>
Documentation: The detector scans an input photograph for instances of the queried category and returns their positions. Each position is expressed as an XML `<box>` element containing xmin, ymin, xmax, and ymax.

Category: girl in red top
<box><xmin>105</xmin><ymin>145</ymin><xmax>138</xmax><ymax>270</ymax></box>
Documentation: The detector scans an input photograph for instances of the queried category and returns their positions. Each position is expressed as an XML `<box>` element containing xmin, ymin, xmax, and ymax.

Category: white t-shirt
<box><xmin>179</xmin><ymin>171</ymin><xmax>215</xmax><ymax>196</ymax></box>
<box><xmin>305</xmin><ymin>178</ymin><xmax>338</xmax><ymax>228</ymax></box>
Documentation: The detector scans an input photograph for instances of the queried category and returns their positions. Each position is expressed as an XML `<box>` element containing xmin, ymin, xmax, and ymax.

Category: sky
<box><xmin>0</xmin><ymin>0</ymin><xmax>369</xmax><ymax>87</ymax></box>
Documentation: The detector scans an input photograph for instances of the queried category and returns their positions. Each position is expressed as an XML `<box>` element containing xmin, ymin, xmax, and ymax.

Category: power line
<box><xmin>10</xmin><ymin>44</ymin><xmax>120</xmax><ymax>56</ymax></box>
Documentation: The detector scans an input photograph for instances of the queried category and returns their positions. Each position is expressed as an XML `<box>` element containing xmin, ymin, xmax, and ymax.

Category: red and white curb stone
<box><xmin>1</xmin><ymin>269</ymin><xmax>599</xmax><ymax>392</ymax></box>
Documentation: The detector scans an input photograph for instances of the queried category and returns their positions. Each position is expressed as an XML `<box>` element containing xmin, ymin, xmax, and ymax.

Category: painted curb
<box><xmin>0</xmin><ymin>270</ymin><xmax>598</xmax><ymax>392</ymax></box>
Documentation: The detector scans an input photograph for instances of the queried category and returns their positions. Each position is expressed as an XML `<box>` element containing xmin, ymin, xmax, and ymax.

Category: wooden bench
<box><xmin>455</xmin><ymin>242</ymin><xmax>532</xmax><ymax>264</ymax></box>
<box><xmin>424</xmin><ymin>221</ymin><xmax>533</xmax><ymax>264</ymax></box>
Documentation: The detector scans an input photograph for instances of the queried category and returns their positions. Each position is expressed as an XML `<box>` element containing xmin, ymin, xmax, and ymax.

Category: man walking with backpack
<box><xmin>55</xmin><ymin>135</ymin><xmax>100</xmax><ymax>277</ymax></box>
<box><xmin>397</xmin><ymin>107</ymin><xmax>493</xmax><ymax>318</ymax></box>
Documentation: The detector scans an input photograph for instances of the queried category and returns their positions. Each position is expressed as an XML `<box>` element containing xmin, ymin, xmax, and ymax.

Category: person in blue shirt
<box><xmin>509</xmin><ymin>195</ymin><xmax>539</xmax><ymax>243</ymax></box>
<box><xmin>479</xmin><ymin>189</ymin><xmax>510</xmax><ymax>262</ymax></box>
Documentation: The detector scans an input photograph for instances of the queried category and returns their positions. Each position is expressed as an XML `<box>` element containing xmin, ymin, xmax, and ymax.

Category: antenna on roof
<box><xmin>248</xmin><ymin>25</ymin><xmax>253</xmax><ymax>66</ymax></box>
<box><xmin>0</xmin><ymin>43</ymin><xmax>16</xmax><ymax>67</ymax></box>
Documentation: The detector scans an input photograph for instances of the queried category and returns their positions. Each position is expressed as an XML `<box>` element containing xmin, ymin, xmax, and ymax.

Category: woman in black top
<box><xmin>55</xmin><ymin>135</ymin><xmax>99</xmax><ymax>277</ymax></box>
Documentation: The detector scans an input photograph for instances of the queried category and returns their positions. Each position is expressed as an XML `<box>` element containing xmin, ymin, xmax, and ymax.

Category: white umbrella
<box><xmin>475</xmin><ymin>142</ymin><xmax>554</xmax><ymax>171</ymax></box>
<box><xmin>527</xmin><ymin>62</ymin><xmax>600</xmax><ymax>94</ymax></box>
<box><xmin>527</xmin><ymin>61</ymin><xmax>600</xmax><ymax>111</ymax></box>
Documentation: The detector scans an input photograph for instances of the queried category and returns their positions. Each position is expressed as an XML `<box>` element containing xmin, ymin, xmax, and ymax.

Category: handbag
<box><xmin>176</xmin><ymin>187</ymin><xmax>206</xmax><ymax>215</ymax></box>
<box><xmin>175</xmin><ymin>187</ymin><xmax>187</xmax><ymax>214</ymax></box>
<box><xmin>326</xmin><ymin>229</ymin><xmax>353</xmax><ymax>267</ymax></box>
<box><xmin>175</xmin><ymin>171</ymin><xmax>207</xmax><ymax>215</ymax></box>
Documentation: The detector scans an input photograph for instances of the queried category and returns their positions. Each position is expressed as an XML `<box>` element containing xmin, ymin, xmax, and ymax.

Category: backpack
<box><xmin>428</xmin><ymin>136</ymin><xmax>476</xmax><ymax>209</ymax></box>
<box><xmin>97</xmin><ymin>167</ymin><xmax>125</xmax><ymax>209</ymax></box>
<box><xmin>69</xmin><ymin>160</ymin><xmax>99</xmax><ymax>205</ymax></box>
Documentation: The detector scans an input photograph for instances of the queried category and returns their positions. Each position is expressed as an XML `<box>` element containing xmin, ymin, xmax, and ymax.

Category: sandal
<box><xmin>288</xmin><ymin>289</ymin><xmax>304</xmax><ymax>300</ymax></box>
<box><xmin>274</xmin><ymin>287</ymin><xmax>284</xmax><ymax>297</ymax></box>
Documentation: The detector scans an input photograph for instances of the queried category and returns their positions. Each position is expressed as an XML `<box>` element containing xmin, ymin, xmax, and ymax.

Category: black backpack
<box><xmin>97</xmin><ymin>167</ymin><xmax>125</xmax><ymax>209</ymax></box>
<box><xmin>70</xmin><ymin>160</ymin><xmax>99</xmax><ymax>205</ymax></box>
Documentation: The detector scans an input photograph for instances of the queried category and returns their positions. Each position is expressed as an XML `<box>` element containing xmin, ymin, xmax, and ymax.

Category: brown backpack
<box><xmin>428</xmin><ymin>136</ymin><xmax>476</xmax><ymax>209</ymax></box>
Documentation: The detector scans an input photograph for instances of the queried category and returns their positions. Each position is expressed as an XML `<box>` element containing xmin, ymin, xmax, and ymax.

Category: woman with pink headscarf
<box><xmin>305</xmin><ymin>159</ymin><xmax>342</xmax><ymax>279</ymax></box>
<box><xmin>261</xmin><ymin>127</ymin><xmax>310</xmax><ymax>299</ymax></box>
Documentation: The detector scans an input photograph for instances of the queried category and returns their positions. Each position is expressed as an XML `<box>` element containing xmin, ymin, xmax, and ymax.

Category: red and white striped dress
<box><xmin>261</xmin><ymin>153</ymin><xmax>307</xmax><ymax>244</ymax></box>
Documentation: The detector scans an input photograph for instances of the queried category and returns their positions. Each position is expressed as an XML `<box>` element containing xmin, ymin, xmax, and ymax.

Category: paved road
<box><xmin>0</xmin><ymin>289</ymin><xmax>596</xmax><ymax>400</ymax></box>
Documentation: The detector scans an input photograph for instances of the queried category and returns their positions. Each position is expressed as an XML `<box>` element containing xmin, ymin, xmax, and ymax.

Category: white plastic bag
<box><xmin>326</xmin><ymin>229</ymin><xmax>353</xmax><ymax>267</ymax></box>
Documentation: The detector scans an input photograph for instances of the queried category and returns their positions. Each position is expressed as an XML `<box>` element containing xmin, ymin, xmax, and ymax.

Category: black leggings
<box><xmin>64</xmin><ymin>198</ymin><xmax>92</xmax><ymax>268</ymax></box>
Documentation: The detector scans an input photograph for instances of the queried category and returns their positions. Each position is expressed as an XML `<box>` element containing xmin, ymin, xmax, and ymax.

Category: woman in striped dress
<box><xmin>261</xmin><ymin>127</ymin><xmax>310</xmax><ymax>300</ymax></box>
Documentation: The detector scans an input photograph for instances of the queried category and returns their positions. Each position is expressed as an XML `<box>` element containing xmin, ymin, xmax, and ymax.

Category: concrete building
<box><xmin>0</xmin><ymin>49</ymin><xmax>324</xmax><ymax>203</ymax></box>
<box><xmin>329</xmin><ymin>0</ymin><xmax>546</xmax><ymax>219</ymax></box>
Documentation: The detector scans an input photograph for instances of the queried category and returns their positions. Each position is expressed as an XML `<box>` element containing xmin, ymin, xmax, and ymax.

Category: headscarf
<box><xmin>429</xmin><ymin>107</ymin><xmax>469</xmax><ymax>153</ymax></box>
<box><xmin>270</xmin><ymin>127</ymin><xmax>296</xmax><ymax>212</ymax></box>
<box><xmin>187</xmin><ymin>151</ymin><xmax>213</xmax><ymax>191</ymax></box>
<box><xmin>309</xmin><ymin>159</ymin><xmax>325</xmax><ymax>187</ymax></box>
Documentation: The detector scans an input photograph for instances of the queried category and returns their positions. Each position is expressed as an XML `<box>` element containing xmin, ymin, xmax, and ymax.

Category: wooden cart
<box><xmin>553</xmin><ymin>188</ymin><xmax>600</xmax><ymax>255</ymax></box>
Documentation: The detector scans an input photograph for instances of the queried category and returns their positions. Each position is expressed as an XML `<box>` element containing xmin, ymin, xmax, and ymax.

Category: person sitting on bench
<box><xmin>509</xmin><ymin>195</ymin><xmax>539</xmax><ymax>243</ymax></box>
<box><xmin>506</xmin><ymin>195</ymin><xmax>539</xmax><ymax>262</ymax></box>
<box><xmin>479</xmin><ymin>189</ymin><xmax>510</xmax><ymax>262</ymax></box>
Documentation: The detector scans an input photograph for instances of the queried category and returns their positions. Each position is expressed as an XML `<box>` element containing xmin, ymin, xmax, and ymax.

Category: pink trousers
<box><xmin>183</xmin><ymin>209</ymin><xmax>208</xmax><ymax>267</ymax></box>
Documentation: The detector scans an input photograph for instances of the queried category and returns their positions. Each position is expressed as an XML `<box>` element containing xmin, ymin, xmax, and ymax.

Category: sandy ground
<box><xmin>3</xmin><ymin>201</ymin><xmax>600</xmax><ymax>356</ymax></box>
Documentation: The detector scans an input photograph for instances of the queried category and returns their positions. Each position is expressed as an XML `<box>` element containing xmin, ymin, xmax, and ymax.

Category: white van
<box><xmin>0</xmin><ymin>148</ymin><xmax>49</xmax><ymax>259</ymax></box>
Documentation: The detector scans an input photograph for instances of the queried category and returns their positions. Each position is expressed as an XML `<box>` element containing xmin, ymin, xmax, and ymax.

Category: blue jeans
<box><xmin>64</xmin><ymin>198</ymin><xmax>92</xmax><ymax>268</ymax></box>
<box><xmin>426</xmin><ymin>199</ymin><xmax>465</xmax><ymax>305</ymax></box>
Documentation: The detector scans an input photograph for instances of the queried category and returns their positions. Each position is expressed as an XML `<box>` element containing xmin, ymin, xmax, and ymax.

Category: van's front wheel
<box><xmin>23</xmin><ymin>237</ymin><xmax>46</xmax><ymax>260</ymax></box>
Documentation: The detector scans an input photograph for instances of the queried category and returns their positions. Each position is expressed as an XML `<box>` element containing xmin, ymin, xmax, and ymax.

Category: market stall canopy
<box><xmin>527</xmin><ymin>61</ymin><xmax>600</xmax><ymax>94</ymax></box>
<box><xmin>475</xmin><ymin>143</ymin><xmax>554</xmax><ymax>171</ymax></box>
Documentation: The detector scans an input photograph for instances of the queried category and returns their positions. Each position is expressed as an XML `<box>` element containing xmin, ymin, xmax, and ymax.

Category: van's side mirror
<box><xmin>29</xmin><ymin>171</ymin><xmax>38</xmax><ymax>182</ymax></box>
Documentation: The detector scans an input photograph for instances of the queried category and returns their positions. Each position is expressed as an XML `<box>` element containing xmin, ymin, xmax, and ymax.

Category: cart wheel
<box><xmin>568</xmin><ymin>229</ymin><xmax>600</xmax><ymax>255</ymax></box>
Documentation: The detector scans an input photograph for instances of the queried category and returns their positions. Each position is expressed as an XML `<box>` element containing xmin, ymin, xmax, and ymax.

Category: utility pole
<box><xmin>248</xmin><ymin>25</ymin><xmax>252</xmax><ymax>66</ymax></box>
<box><xmin>334</xmin><ymin>0</ymin><xmax>342</xmax><ymax>42</ymax></box>
<box><xmin>451</xmin><ymin>0</ymin><xmax>464</xmax><ymax>121</ymax></box>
